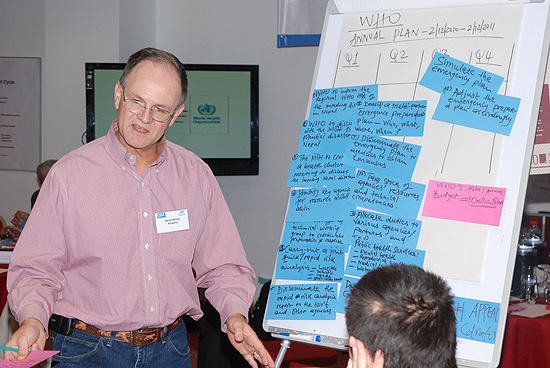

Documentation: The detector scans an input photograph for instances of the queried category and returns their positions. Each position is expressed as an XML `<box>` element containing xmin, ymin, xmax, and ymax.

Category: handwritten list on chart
<box><xmin>331</xmin><ymin>5</ymin><xmax>520</xmax><ymax>284</ymax></box>
<box><xmin>276</xmin><ymin>77</ymin><xmax>429</xmax><ymax>322</ymax></box>
<box><xmin>274</xmin><ymin>78</ymin><xmax>510</xmax><ymax>330</ymax></box>
<box><xmin>266</xmin><ymin>3</ymin><xmax>523</xmax><ymax>346</ymax></box>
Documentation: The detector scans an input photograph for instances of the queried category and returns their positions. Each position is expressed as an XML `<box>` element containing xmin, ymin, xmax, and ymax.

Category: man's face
<box><xmin>114</xmin><ymin>60</ymin><xmax>185</xmax><ymax>157</ymax></box>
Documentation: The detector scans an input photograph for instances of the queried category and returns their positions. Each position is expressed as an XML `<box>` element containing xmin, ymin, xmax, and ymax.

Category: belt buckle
<box><xmin>130</xmin><ymin>330</ymin><xmax>146</xmax><ymax>347</ymax></box>
<box><xmin>130</xmin><ymin>327</ymin><xmax>162</xmax><ymax>347</ymax></box>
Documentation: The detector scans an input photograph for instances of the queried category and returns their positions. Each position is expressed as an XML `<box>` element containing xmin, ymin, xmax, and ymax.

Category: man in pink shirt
<box><xmin>6</xmin><ymin>47</ymin><xmax>274</xmax><ymax>368</ymax></box>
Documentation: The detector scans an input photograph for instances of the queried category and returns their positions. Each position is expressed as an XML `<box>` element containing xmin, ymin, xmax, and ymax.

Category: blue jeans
<box><xmin>51</xmin><ymin>321</ymin><xmax>192</xmax><ymax>367</ymax></box>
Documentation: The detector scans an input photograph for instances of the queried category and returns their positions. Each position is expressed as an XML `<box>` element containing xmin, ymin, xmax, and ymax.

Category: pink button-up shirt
<box><xmin>7</xmin><ymin>121</ymin><xmax>256</xmax><ymax>332</ymax></box>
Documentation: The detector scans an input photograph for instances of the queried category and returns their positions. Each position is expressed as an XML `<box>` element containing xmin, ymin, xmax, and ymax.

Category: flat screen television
<box><xmin>85</xmin><ymin>63</ymin><xmax>259</xmax><ymax>175</ymax></box>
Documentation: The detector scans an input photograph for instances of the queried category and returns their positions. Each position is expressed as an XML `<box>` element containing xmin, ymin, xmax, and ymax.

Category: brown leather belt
<box><xmin>74</xmin><ymin>318</ymin><xmax>182</xmax><ymax>347</ymax></box>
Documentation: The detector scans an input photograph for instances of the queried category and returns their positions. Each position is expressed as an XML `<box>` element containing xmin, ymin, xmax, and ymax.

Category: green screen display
<box><xmin>85</xmin><ymin>63</ymin><xmax>259</xmax><ymax>175</ymax></box>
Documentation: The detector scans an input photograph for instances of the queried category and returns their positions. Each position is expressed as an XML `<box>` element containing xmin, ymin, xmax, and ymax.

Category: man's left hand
<box><xmin>225</xmin><ymin>313</ymin><xmax>275</xmax><ymax>368</ymax></box>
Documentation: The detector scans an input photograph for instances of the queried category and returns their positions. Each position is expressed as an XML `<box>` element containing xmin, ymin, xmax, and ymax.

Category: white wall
<box><xmin>0</xmin><ymin>1</ymin><xmax>319</xmax><ymax>288</ymax></box>
<box><xmin>44</xmin><ymin>0</ymin><xmax>121</xmax><ymax>161</ymax></box>
<box><xmin>120</xmin><ymin>0</ymin><xmax>156</xmax><ymax>59</ymax></box>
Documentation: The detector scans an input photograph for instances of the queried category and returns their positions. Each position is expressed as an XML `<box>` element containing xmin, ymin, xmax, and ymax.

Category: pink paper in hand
<box><xmin>0</xmin><ymin>351</ymin><xmax>59</xmax><ymax>368</ymax></box>
<box><xmin>422</xmin><ymin>180</ymin><xmax>506</xmax><ymax>226</ymax></box>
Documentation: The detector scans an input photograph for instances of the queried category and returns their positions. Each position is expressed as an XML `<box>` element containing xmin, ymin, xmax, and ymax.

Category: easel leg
<box><xmin>274</xmin><ymin>339</ymin><xmax>291</xmax><ymax>368</ymax></box>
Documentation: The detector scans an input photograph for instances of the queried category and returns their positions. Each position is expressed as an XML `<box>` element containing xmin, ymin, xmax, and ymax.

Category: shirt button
<box><xmin>145</xmin><ymin>243</ymin><xmax>150</xmax><ymax>249</ymax></box>
<box><xmin>150</xmin><ymin>306</ymin><xmax>155</xmax><ymax>312</ymax></box>
<box><xmin>147</xmin><ymin>274</ymin><xmax>152</xmax><ymax>281</ymax></box>
<box><xmin>143</xmin><ymin>212</ymin><xmax>148</xmax><ymax>218</ymax></box>
<box><xmin>141</xmin><ymin>181</ymin><xmax>145</xmax><ymax>187</ymax></box>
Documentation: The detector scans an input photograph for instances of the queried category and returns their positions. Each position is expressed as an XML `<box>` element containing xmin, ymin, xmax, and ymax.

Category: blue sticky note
<box><xmin>282</xmin><ymin>220</ymin><xmax>353</xmax><ymax>247</ymax></box>
<box><xmin>309</xmin><ymin>85</ymin><xmax>378</xmax><ymax>120</ymax></box>
<box><xmin>433</xmin><ymin>90</ymin><xmax>520</xmax><ymax>136</ymax></box>
<box><xmin>265</xmin><ymin>283</ymin><xmax>338</xmax><ymax>320</ymax></box>
<box><xmin>420</xmin><ymin>52</ymin><xmax>503</xmax><ymax>94</ymax></box>
<box><xmin>286</xmin><ymin>187</ymin><xmax>357</xmax><ymax>222</ymax></box>
<box><xmin>454</xmin><ymin>297</ymin><xmax>499</xmax><ymax>344</ymax></box>
<box><xmin>287</xmin><ymin>153</ymin><xmax>357</xmax><ymax>187</ymax></box>
<box><xmin>276</xmin><ymin>243</ymin><xmax>345</xmax><ymax>282</ymax></box>
<box><xmin>336</xmin><ymin>276</ymin><xmax>359</xmax><ymax>315</ymax></box>
<box><xmin>355</xmin><ymin>100</ymin><xmax>427</xmax><ymax>137</ymax></box>
<box><xmin>347</xmin><ymin>172</ymin><xmax>425</xmax><ymax>219</ymax></box>
<box><xmin>347</xmin><ymin>209</ymin><xmax>421</xmax><ymax>248</ymax></box>
<box><xmin>342</xmin><ymin>134</ymin><xmax>421</xmax><ymax>181</ymax></box>
<box><xmin>345</xmin><ymin>240</ymin><xmax>425</xmax><ymax>277</ymax></box>
<box><xmin>298</xmin><ymin>119</ymin><xmax>354</xmax><ymax>154</ymax></box>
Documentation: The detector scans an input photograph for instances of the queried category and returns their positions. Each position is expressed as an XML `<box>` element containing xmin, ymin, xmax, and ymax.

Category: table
<box><xmin>498</xmin><ymin>303</ymin><xmax>550</xmax><ymax>368</ymax></box>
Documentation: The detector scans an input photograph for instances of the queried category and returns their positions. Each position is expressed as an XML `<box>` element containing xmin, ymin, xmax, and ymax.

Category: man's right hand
<box><xmin>347</xmin><ymin>336</ymin><xmax>384</xmax><ymax>368</ymax></box>
<box><xmin>5</xmin><ymin>318</ymin><xmax>47</xmax><ymax>360</ymax></box>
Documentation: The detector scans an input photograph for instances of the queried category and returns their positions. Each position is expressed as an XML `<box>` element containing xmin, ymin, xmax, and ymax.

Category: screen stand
<box><xmin>274</xmin><ymin>339</ymin><xmax>291</xmax><ymax>368</ymax></box>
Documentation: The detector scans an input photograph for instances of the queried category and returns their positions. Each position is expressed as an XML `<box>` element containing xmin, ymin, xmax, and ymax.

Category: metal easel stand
<box><xmin>274</xmin><ymin>339</ymin><xmax>291</xmax><ymax>368</ymax></box>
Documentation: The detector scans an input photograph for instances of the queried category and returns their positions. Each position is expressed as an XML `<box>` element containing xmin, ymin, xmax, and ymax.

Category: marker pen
<box><xmin>279</xmin><ymin>333</ymin><xmax>322</xmax><ymax>342</ymax></box>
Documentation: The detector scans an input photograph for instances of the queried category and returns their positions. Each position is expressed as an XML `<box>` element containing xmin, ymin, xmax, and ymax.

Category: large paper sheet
<box><xmin>331</xmin><ymin>5</ymin><xmax>522</xmax><ymax>281</ymax></box>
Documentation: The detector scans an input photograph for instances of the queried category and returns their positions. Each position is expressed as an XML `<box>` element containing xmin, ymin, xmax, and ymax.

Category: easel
<box><xmin>274</xmin><ymin>339</ymin><xmax>291</xmax><ymax>368</ymax></box>
<box><xmin>270</xmin><ymin>334</ymin><xmax>347</xmax><ymax>368</ymax></box>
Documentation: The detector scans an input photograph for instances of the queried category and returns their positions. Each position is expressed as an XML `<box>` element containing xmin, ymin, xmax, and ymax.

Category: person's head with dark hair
<box><xmin>36</xmin><ymin>159</ymin><xmax>57</xmax><ymax>186</ymax></box>
<box><xmin>31</xmin><ymin>159</ymin><xmax>58</xmax><ymax>209</ymax></box>
<box><xmin>119</xmin><ymin>47</ymin><xmax>188</xmax><ymax>107</ymax></box>
<box><xmin>345</xmin><ymin>264</ymin><xmax>457</xmax><ymax>368</ymax></box>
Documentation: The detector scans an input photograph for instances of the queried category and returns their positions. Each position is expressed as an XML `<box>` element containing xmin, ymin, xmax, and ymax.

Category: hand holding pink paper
<box><xmin>0</xmin><ymin>351</ymin><xmax>59</xmax><ymax>368</ymax></box>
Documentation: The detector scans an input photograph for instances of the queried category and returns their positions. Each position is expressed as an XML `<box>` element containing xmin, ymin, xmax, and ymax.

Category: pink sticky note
<box><xmin>0</xmin><ymin>351</ymin><xmax>59</xmax><ymax>368</ymax></box>
<box><xmin>422</xmin><ymin>180</ymin><xmax>506</xmax><ymax>226</ymax></box>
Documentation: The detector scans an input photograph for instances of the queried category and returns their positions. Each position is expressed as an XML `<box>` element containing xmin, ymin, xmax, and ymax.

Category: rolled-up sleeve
<box><xmin>191</xmin><ymin>167</ymin><xmax>256</xmax><ymax>331</ymax></box>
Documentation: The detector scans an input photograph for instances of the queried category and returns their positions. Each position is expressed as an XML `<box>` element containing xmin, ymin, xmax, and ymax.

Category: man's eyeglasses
<box><xmin>122</xmin><ymin>91</ymin><xmax>176</xmax><ymax>123</ymax></box>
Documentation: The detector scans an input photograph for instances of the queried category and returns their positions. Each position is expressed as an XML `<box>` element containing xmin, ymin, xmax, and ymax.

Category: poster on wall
<box><xmin>0</xmin><ymin>57</ymin><xmax>41</xmax><ymax>172</ymax></box>
<box><xmin>530</xmin><ymin>83</ymin><xmax>550</xmax><ymax>175</ymax></box>
<box><xmin>277</xmin><ymin>0</ymin><xmax>326</xmax><ymax>47</ymax></box>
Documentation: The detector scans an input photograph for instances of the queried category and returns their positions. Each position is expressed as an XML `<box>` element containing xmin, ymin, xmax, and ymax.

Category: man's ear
<box><xmin>168</xmin><ymin>104</ymin><xmax>185</xmax><ymax>127</ymax></box>
<box><xmin>114</xmin><ymin>81</ymin><xmax>123</xmax><ymax>110</ymax></box>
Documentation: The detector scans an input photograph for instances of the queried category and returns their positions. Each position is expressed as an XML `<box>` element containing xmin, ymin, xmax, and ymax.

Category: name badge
<box><xmin>155</xmin><ymin>210</ymin><xmax>189</xmax><ymax>234</ymax></box>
